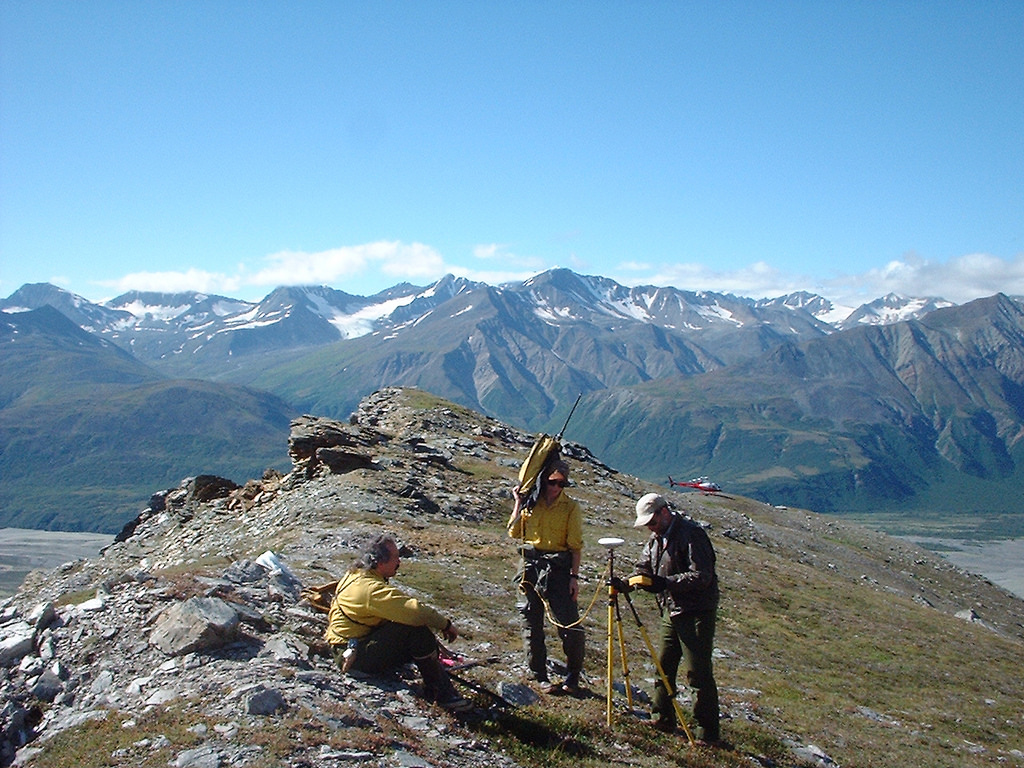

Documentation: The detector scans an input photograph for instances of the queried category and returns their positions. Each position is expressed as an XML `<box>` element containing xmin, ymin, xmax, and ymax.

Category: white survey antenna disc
<box><xmin>598</xmin><ymin>537</ymin><xmax>625</xmax><ymax>548</ymax></box>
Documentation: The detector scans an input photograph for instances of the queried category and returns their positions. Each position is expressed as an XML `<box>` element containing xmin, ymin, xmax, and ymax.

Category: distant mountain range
<box><xmin>0</xmin><ymin>304</ymin><xmax>296</xmax><ymax>531</ymax></box>
<box><xmin>3</xmin><ymin>272</ymin><xmax>1021</xmax><ymax>534</ymax></box>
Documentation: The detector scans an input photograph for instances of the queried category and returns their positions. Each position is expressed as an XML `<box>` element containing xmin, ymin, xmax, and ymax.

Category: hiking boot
<box><xmin>544</xmin><ymin>671</ymin><xmax>583</xmax><ymax>697</ymax></box>
<box><xmin>437</xmin><ymin>693</ymin><xmax>475</xmax><ymax>713</ymax></box>
<box><xmin>651</xmin><ymin>717</ymin><xmax>675</xmax><ymax>733</ymax></box>
<box><xmin>415</xmin><ymin>652</ymin><xmax>474</xmax><ymax>713</ymax></box>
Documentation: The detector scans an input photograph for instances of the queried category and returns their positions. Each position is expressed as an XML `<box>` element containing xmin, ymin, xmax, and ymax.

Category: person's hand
<box><xmin>609</xmin><ymin>576</ymin><xmax>632</xmax><ymax>594</ymax></box>
<box><xmin>442</xmin><ymin>620</ymin><xmax>459</xmax><ymax>643</ymax></box>
<box><xmin>510</xmin><ymin>486</ymin><xmax>526</xmax><ymax>516</ymax></box>
<box><xmin>568</xmin><ymin>576</ymin><xmax>580</xmax><ymax>602</ymax></box>
<box><xmin>640</xmin><ymin>574</ymin><xmax>667</xmax><ymax>593</ymax></box>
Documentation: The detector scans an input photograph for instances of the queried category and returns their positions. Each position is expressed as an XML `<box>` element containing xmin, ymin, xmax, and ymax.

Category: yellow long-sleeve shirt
<box><xmin>507</xmin><ymin>492</ymin><xmax>583</xmax><ymax>552</ymax></box>
<box><xmin>325</xmin><ymin>569</ymin><xmax>448</xmax><ymax>646</ymax></box>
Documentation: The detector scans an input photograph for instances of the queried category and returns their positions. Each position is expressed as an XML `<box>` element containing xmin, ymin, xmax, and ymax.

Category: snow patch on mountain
<box><xmin>606</xmin><ymin>291</ymin><xmax>656</xmax><ymax>323</ymax></box>
<box><xmin>695</xmin><ymin>301</ymin><xmax>742</xmax><ymax>326</ymax></box>
<box><xmin>329</xmin><ymin>294</ymin><xmax>421</xmax><ymax>338</ymax></box>
<box><xmin>839</xmin><ymin>293</ymin><xmax>955</xmax><ymax>329</ymax></box>
<box><xmin>117</xmin><ymin>300</ymin><xmax>193</xmax><ymax>322</ymax></box>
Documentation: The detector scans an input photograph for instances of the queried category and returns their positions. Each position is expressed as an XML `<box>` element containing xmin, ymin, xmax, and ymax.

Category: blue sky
<box><xmin>2</xmin><ymin>1</ymin><xmax>1022</xmax><ymax>308</ymax></box>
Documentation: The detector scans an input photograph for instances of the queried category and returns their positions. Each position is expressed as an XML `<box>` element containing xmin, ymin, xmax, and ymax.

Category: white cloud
<box><xmin>472</xmin><ymin>243</ymin><xmax>505</xmax><ymax>260</ymax></box>
<box><xmin>249</xmin><ymin>241</ymin><xmax>447</xmax><ymax>287</ymax></box>
<box><xmin>817</xmin><ymin>252</ymin><xmax>1024</xmax><ymax>306</ymax></box>
<box><xmin>90</xmin><ymin>242</ymin><xmax>1024</xmax><ymax>309</ymax></box>
<box><xmin>617</xmin><ymin>260</ymin><xmax>652</xmax><ymax>272</ymax></box>
<box><xmin>101</xmin><ymin>268</ymin><xmax>241</xmax><ymax>296</ymax></box>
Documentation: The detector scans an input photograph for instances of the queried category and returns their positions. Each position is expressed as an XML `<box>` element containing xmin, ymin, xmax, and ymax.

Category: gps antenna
<box><xmin>556</xmin><ymin>393</ymin><xmax>582</xmax><ymax>440</ymax></box>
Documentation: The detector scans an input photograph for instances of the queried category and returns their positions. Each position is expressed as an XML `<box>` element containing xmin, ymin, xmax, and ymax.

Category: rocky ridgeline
<box><xmin>0</xmin><ymin>389</ymin><xmax>553</xmax><ymax>768</ymax></box>
<box><xmin>3</xmin><ymin>388</ymin><xmax>1021</xmax><ymax>768</ymax></box>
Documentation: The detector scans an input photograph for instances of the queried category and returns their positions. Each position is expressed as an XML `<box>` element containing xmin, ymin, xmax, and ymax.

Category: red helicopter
<box><xmin>667</xmin><ymin>475</ymin><xmax>722</xmax><ymax>494</ymax></box>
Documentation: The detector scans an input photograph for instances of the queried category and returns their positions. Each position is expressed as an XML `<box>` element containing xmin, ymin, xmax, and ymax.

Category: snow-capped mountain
<box><xmin>1</xmin><ymin>278</ymin><xmax>482</xmax><ymax>370</ymax></box>
<box><xmin>837</xmin><ymin>293</ymin><xmax>955</xmax><ymax>330</ymax></box>
<box><xmin>7</xmin><ymin>271</ymin><xmax>1024</xmax><ymax>526</ymax></box>
<box><xmin>0</xmin><ymin>274</ymin><xmax>952</xmax><ymax>364</ymax></box>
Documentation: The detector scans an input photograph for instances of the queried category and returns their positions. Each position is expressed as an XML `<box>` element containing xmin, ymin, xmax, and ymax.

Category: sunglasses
<box><xmin>547</xmin><ymin>478</ymin><xmax>571</xmax><ymax>488</ymax></box>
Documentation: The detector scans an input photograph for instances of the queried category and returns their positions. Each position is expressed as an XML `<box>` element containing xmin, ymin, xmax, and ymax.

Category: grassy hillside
<box><xmin>10</xmin><ymin>388</ymin><xmax>1024</xmax><ymax>767</ymax></box>
<box><xmin>566</xmin><ymin>373</ymin><xmax>1024</xmax><ymax>538</ymax></box>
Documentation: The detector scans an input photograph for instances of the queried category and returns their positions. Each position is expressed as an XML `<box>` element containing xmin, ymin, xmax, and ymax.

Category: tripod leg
<box><xmin>622</xmin><ymin>592</ymin><xmax>696</xmax><ymax>745</ymax></box>
<box><xmin>605</xmin><ymin>588</ymin><xmax>615</xmax><ymax>728</ymax></box>
<box><xmin>614</xmin><ymin>597</ymin><xmax>634</xmax><ymax>712</ymax></box>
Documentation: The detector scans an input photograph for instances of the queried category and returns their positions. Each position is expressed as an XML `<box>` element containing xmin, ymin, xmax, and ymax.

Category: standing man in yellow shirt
<box><xmin>325</xmin><ymin>534</ymin><xmax>473</xmax><ymax>713</ymax></box>
<box><xmin>508</xmin><ymin>458</ymin><xmax>585</xmax><ymax>695</ymax></box>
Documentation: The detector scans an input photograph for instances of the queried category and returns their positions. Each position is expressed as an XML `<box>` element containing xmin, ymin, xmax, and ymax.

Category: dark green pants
<box><xmin>652</xmin><ymin>608</ymin><xmax>720</xmax><ymax>742</ymax></box>
<box><xmin>518</xmin><ymin>557</ymin><xmax>585</xmax><ymax>681</ymax></box>
<box><xmin>333</xmin><ymin>621</ymin><xmax>438</xmax><ymax>674</ymax></box>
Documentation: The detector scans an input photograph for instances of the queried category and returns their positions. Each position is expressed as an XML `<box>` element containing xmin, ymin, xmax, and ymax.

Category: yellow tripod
<box><xmin>599</xmin><ymin>537</ymin><xmax>695</xmax><ymax>744</ymax></box>
<box><xmin>600</xmin><ymin>537</ymin><xmax>634</xmax><ymax>727</ymax></box>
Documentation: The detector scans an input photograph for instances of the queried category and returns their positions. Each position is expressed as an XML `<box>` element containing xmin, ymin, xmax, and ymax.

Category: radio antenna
<box><xmin>556</xmin><ymin>393</ymin><xmax>583</xmax><ymax>440</ymax></box>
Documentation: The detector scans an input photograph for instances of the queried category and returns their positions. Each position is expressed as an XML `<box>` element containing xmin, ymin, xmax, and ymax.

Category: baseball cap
<box><xmin>634</xmin><ymin>493</ymin><xmax>667</xmax><ymax>527</ymax></box>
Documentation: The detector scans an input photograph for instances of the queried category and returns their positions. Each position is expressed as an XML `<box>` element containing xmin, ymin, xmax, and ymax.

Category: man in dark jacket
<box><xmin>631</xmin><ymin>493</ymin><xmax>720</xmax><ymax>743</ymax></box>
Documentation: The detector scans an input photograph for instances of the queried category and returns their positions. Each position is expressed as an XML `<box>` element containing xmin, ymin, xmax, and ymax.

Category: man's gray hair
<box><xmin>349</xmin><ymin>534</ymin><xmax>396</xmax><ymax>573</ymax></box>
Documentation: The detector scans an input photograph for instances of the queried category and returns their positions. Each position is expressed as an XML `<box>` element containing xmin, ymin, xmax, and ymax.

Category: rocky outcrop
<box><xmin>0</xmin><ymin>556</ymin><xmax>518</xmax><ymax>768</ymax></box>
<box><xmin>0</xmin><ymin>392</ymin><xmax>542</xmax><ymax>767</ymax></box>
<box><xmin>148</xmin><ymin>597</ymin><xmax>242</xmax><ymax>657</ymax></box>
<box><xmin>287</xmin><ymin>414</ymin><xmax>387</xmax><ymax>478</ymax></box>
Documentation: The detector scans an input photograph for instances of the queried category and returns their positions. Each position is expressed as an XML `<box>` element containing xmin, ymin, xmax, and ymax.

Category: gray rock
<box><xmin>792</xmin><ymin>743</ymin><xmax>840</xmax><ymax>767</ymax></box>
<box><xmin>149</xmin><ymin>598</ymin><xmax>240</xmax><ymax>657</ymax></box>
<box><xmin>144</xmin><ymin>688</ymin><xmax>179</xmax><ymax>706</ymax></box>
<box><xmin>244</xmin><ymin>686</ymin><xmax>287</xmax><ymax>715</ymax></box>
<box><xmin>496</xmin><ymin>682</ymin><xmax>540</xmax><ymax>706</ymax></box>
<box><xmin>27</xmin><ymin>603</ymin><xmax>56</xmax><ymax>632</ymax></box>
<box><xmin>0</xmin><ymin>626</ymin><xmax>35</xmax><ymax>668</ymax></box>
<box><xmin>90</xmin><ymin>669</ymin><xmax>114</xmax><ymax>694</ymax></box>
<box><xmin>222</xmin><ymin>560</ymin><xmax>265</xmax><ymax>584</ymax></box>
<box><xmin>955</xmin><ymin>607</ymin><xmax>980</xmax><ymax>622</ymax></box>
<box><xmin>260</xmin><ymin>634</ymin><xmax>309</xmax><ymax>666</ymax></box>
<box><xmin>394</xmin><ymin>748</ymin><xmax>435</xmax><ymax>767</ymax></box>
<box><xmin>29</xmin><ymin>670</ymin><xmax>63</xmax><ymax>702</ymax></box>
<box><xmin>173</xmin><ymin>744</ymin><xmax>222</xmax><ymax>768</ymax></box>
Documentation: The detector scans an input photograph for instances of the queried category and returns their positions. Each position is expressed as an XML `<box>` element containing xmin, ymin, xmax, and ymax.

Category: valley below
<box><xmin>904</xmin><ymin>536</ymin><xmax>1024</xmax><ymax>601</ymax></box>
<box><xmin>0</xmin><ymin>528</ymin><xmax>113</xmax><ymax>598</ymax></box>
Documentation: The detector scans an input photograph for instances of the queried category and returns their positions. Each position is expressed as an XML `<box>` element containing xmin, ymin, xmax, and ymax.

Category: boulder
<box><xmin>0</xmin><ymin>623</ymin><xmax>34</xmax><ymax>667</ymax></box>
<box><xmin>149</xmin><ymin>598</ymin><xmax>240</xmax><ymax>657</ymax></box>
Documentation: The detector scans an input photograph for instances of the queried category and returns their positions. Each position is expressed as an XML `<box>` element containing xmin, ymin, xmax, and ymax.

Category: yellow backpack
<box><xmin>516</xmin><ymin>434</ymin><xmax>562</xmax><ymax>509</ymax></box>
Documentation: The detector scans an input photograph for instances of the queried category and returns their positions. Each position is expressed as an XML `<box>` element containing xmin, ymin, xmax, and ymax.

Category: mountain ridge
<box><xmin>0</xmin><ymin>307</ymin><xmax>296</xmax><ymax>531</ymax></box>
<box><xmin>3</xmin><ymin>274</ymin><xmax>1023</xmax><ymax>533</ymax></box>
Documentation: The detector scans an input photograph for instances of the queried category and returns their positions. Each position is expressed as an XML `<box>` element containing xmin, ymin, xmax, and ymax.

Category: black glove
<box><xmin>609</xmin><ymin>576</ymin><xmax>632</xmax><ymax>594</ymax></box>
<box><xmin>640</xmin><ymin>574</ymin><xmax>667</xmax><ymax>593</ymax></box>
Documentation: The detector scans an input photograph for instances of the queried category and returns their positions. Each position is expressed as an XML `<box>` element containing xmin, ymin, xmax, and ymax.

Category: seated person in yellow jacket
<box><xmin>325</xmin><ymin>534</ymin><xmax>473</xmax><ymax>713</ymax></box>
